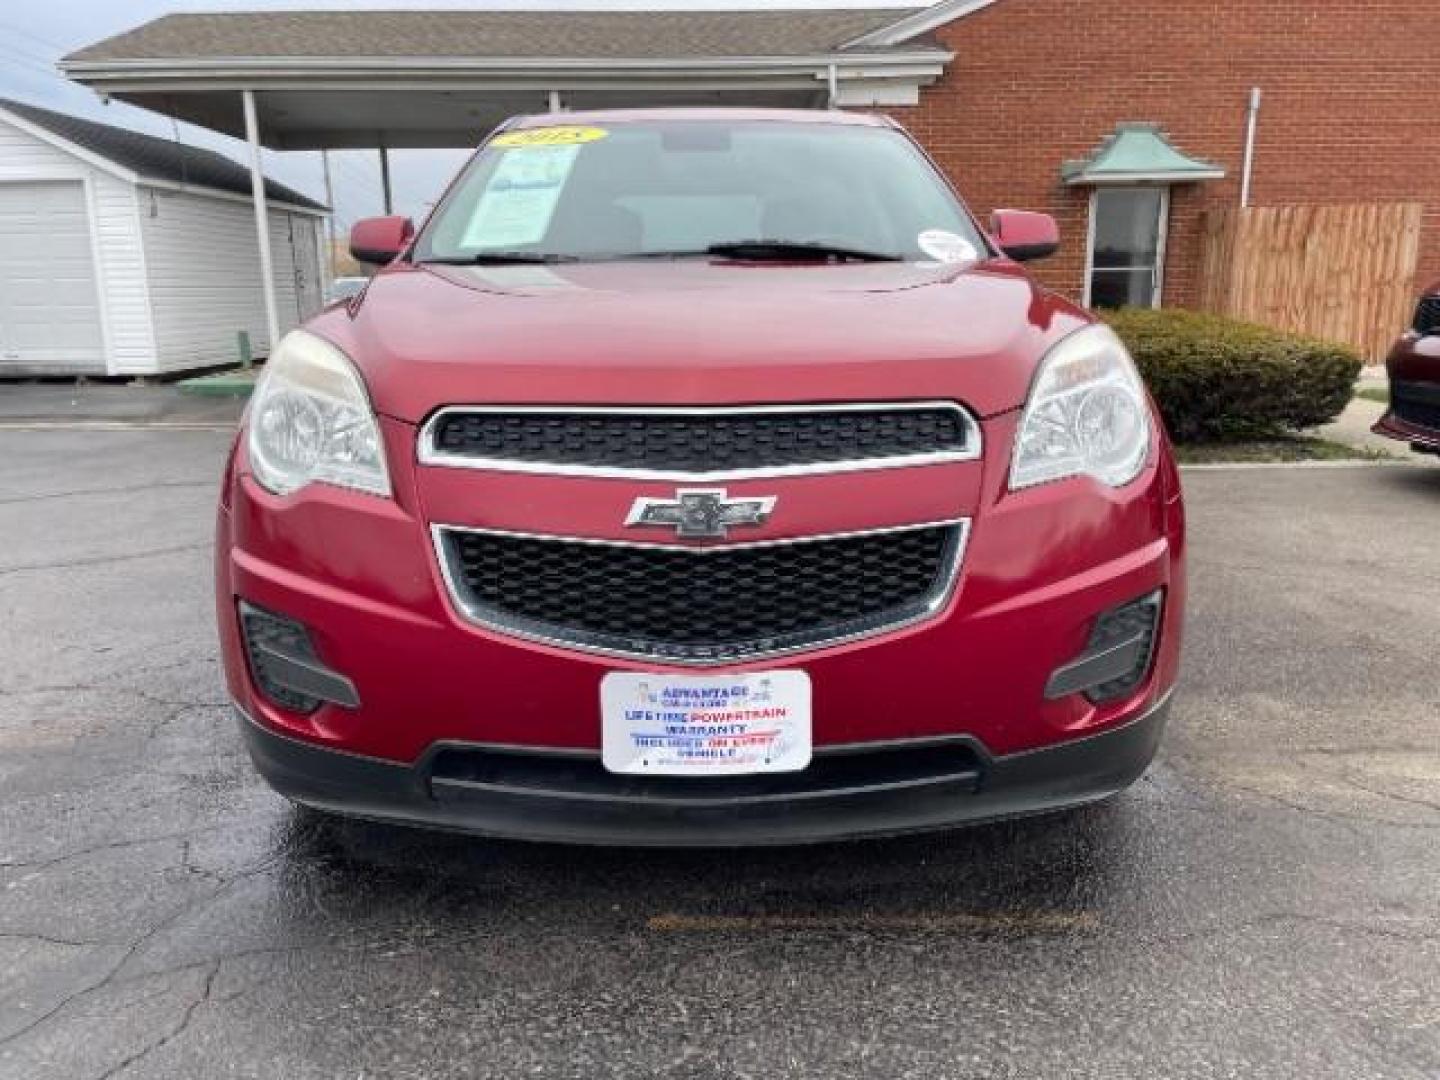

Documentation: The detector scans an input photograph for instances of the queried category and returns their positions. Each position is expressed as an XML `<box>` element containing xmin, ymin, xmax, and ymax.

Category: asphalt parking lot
<box><xmin>1</xmin><ymin>420</ymin><xmax>1437</xmax><ymax>1079</ymax></box>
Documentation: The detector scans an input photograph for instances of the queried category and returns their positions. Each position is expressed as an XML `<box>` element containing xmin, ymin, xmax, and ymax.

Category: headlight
<box><xmin>1010</xmin><ymin>325</ymin><xmax>1152</xmax><ymax>491</ymax></box>
<box><xmin>247</xmin><ymin>331</ymin><xmax>390</xmax><ymax>498</ymax></box>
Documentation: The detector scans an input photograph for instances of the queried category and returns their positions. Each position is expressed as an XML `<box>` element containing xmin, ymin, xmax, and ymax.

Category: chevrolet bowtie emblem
<box><xmin>625</xmin><ymin>488</ymin><xmax>777</xmax><ymax>539</ymax></box>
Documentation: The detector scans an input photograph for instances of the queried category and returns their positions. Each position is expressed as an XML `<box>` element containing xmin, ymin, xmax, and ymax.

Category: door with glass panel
<box><xmin>1085</xmin><ymin>187</ymin><xmax>1168</xmax><ymax>309</ymax></box>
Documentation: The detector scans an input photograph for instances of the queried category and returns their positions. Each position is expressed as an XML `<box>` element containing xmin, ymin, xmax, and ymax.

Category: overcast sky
<box><xmin>0</xmin><ymin>0</ymin><xmax>927</xmax><ymax>233</ymax></box>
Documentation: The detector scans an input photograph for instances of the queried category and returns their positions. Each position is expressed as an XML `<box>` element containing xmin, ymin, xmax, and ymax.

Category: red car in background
<box><xmin>216</xmin><ymin>109</ymin><xmax>1185</xmax><ymax>845</ymax></box>
<box><xmin>1374</xmin><ymin>283</ymin><xmax>1440</xmax><ymax>455</ymax></box>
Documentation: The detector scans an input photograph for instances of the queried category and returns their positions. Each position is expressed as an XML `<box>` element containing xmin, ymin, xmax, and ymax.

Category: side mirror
<box><xmin>350</xmin><ymin>215</ymin><xmax>414</xmax><ymax>265</ymax></box>
<box><xmin>990</xmin><ymin>210</ymin><xmax>1060</xmax><ymax>262</ymax></box>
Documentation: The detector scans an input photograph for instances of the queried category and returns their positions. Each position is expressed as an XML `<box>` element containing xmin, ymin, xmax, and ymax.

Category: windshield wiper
<box><xmin>423</xmin><ymin>243</ymin><xmax>905</xmax><ymax>265</ymax></box>
<box><xmin>704</xmin><ymin>240</ymin><xmax>904</xmax><ymax>263</ymax></box>
<box><xmin>419</xmin><ymin>252</ymin><xmax>579</xmax><ymax>266</ymax></box>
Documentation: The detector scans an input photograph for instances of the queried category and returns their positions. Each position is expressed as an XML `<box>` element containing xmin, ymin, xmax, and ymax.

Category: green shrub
<box><xmin>1102</xmin><ymin>307</ymin><xmax>1362</xmax><ymax>442</ymax></box>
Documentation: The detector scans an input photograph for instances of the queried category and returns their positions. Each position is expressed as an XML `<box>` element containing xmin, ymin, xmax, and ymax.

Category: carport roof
<box><xmin>53</xmin><ymin>4</ymin><xmax>980</xmax><ymax>340</ymax></box>
<box><xmin>64</xmin><ymin>9</ymin><xmax>937</xmax><ymax>62</ymax></box>
<box><xmin>0</xmin><ymin>96</ymin><xmax>326</xmax><ymax>211</ymax></box>
<box><xmin>59</xmin><ymin>7</ymin><xmax>962</xmax><ymax>150</ymax></box>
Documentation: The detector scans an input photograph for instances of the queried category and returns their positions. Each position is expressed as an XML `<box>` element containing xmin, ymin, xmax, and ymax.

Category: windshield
<box><xmin>414</xmin><ymin>119</ymin><xmax>987</xmax><ymax>264</ymax></box>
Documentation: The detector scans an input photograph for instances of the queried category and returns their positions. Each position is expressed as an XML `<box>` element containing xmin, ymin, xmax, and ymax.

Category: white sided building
<box><xmin>0</xmin><ymin>97</ymin><xmax>328</xmax><ymax>377</ymax></box>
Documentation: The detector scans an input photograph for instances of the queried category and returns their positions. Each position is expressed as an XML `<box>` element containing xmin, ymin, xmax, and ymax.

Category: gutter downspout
<box><xmin>827</xmin><ymin>62</ymin><xmax>839</xmax><ymax>108</ymax></box>
<box><xmin>1240</xmin><ymin>86</ymin><xmax>1261</xmax><ymax>208</ymax></box>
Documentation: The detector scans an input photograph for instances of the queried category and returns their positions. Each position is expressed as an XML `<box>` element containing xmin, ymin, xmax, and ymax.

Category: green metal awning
<box><xmin>1062</xmin><ymin>123</ymin><xmax>1225</xmax><ymax>186</ymax></box>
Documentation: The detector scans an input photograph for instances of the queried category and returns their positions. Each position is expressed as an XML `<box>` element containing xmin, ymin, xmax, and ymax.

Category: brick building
<box><xmin>62</xmin><ymin>0</ymin><xmax>1439</xmax><ymax>360</ymax></box>
<box><xmin>875</xmin><ymin>0</ymin><xmax>1438</xmax><ymax>310</ymax></box>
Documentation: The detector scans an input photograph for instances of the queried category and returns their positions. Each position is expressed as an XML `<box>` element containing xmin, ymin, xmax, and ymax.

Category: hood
<box><xmin>310</xmin><ymin>258</ymin><xmax>1092</xmax><ymax>423</ymax></box>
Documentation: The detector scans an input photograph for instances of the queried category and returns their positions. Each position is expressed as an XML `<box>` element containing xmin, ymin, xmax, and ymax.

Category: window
<box><xmin>1085</xmin><ymin>187</ymin><xmax>1169</xmax><ymax>309</ymax></box>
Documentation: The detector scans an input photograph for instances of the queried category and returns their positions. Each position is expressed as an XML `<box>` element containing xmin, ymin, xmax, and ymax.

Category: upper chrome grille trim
<box><xmin>430</xmin><ymin>518</ymin><xmax>970</xmax><ymax>667</ymax></box>
<box><xmin>417</xmin><ymin>401</ymin><xmax>983</xmax><ymax>480</ymax></box>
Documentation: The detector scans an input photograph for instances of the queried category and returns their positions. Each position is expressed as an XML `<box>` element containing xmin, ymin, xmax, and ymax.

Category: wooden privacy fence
<box><xmin>1198</xmin><ymin>201</ymin><xmax>1423</xmax><ymax>362</ymax></box>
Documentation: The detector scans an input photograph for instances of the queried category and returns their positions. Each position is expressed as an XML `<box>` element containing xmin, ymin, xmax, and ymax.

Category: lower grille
<box><xmin>1083</xmin><ymin>592</ymin><xmax>1163</xmax><ymax>702</ymax></box>
<box><xmin>1392</xmin><ymin>382</ymin><xmax>1440</xmax><ymax>432</ymax></box>
<box><xmin>239</xmin><ymin>603</ymin><xmax>322</xmax><ymax>714</ymax></box>
<box><xmin>428</xmin><ymin>740</ymin><xmax>983</xmax><ymax>806</ymax></box>
<box><xmin>238</xmin><ymin>602</ymin><xmax>361</xmax><ymax>713</ymax></box>
<box><xmin>435</xmin><ymin>522</ymin><xmax>967</xmax><ymax>664</ymax></box>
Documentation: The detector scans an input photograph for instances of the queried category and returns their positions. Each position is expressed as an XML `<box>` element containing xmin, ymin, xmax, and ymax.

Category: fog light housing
<box><xmin>238</xmin><ymin>601</ymin><xmax>359</xmax><ymax>714</ymax></box>
<box><xmin>1045</xmin><ymin>591</ymin><xmax>1163</xmax><ymax>703</ymax></box>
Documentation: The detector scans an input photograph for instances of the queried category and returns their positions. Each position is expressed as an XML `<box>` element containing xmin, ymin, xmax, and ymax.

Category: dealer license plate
<box><xmin>600</xmin><ymin>670</ymin><xmax>812</xmax><ymax>776</ymax></box>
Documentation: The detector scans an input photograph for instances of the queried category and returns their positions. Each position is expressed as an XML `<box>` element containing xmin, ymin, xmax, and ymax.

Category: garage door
<box><xmin>0</xmin><ymin>181</ymin><xmax>105</xmax><ymax>373</ymax></box>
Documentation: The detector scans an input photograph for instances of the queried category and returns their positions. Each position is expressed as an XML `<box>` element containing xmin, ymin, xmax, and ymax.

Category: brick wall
<box><xmin>886</xmin><ymin>0</ymin><xmax>1439</xmax><ymax>309</ymax></box>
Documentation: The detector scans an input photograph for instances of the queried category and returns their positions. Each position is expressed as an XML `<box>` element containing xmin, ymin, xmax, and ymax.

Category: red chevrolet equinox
<box><xmin>217</xmin><ymin>109</ymin><xmax>1186</xmax><ymax>845</ymax></box>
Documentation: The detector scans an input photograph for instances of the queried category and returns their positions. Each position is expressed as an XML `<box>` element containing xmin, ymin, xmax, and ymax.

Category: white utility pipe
<box><xmin>1240</xmin><ymin>86</ymin><xmax>1262</xmax><ymax>208</ymax></box>
<box><xmin>242</xmin><ymin>89</ymin><xmax>281</xmax><ymax>351</ymax></box>
<box><xmin>828</xmin><ymin>63</ymin><xmax>839</xmax><ymax>108</ymax></box>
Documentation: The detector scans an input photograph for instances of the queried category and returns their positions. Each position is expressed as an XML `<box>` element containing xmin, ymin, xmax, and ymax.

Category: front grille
<box><xmin>421</xmin><ymin>404</ymin><xmax>977</xmax><ymax>478</ymax></box>
<box><xmin>1413</xmin><ymin>295</ymin><xmax>1440</xmax><ymax>336</ymax></box>
<box><xmin>1392</xmin><ymin>382</ymin><xmax>1440</xmax><ymax>432</ymax></box>
<box><xmin>437</xmin><ymin>522</ymin><xmax>966</xmax><ymax>663</ymax></box>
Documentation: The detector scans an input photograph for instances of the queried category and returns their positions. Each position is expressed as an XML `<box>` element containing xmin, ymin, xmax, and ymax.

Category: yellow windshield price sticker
<box><xmin>491</xmin><ymin>126</ymin><xmax>608</xmax><ymax>149</ymax></box>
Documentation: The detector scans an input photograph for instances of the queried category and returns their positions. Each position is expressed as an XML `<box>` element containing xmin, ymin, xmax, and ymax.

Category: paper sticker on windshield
<box><xmin>917</xmin><ymin>229</ymin><xmax>978</xmax><ymax>265</ymax></box>
<box><xmin>460</xmin><ymin>144</ymin><xmax>580</xmax><ymax>250</ymax></box>
<box><xmin>491</xmin><ymin>126</ymin><xmax>608</xmax><ymax>149</ymax></box>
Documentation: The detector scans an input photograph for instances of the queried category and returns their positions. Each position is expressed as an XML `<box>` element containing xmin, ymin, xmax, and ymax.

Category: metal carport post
<box><xmin>241</xmin><ymin>89</ymin><xmax>281</xmax><ymax>352</ymax></box>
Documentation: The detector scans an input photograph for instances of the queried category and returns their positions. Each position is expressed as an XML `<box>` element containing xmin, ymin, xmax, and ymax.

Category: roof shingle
<box><xmin>65</xmin><ymin>9</ymin><xmax>933</xmax><ymax>63</ymax></box>
<box><xmin>0</xmin><ymin>97</ymin><xmax>326</xmax><ymax>211</ymax></box>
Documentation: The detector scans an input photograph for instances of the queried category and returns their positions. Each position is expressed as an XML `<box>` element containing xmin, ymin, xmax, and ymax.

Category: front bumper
<box><xmin>1375</xmin><ymin>336</ymin><xmax>1440</xmax><ymax>452</ymax></box>
<box><xmin>238</xmin><ymin>691</ymin><xmax>1171</xmax><ymax>846</ymax></box>
<box><xmin>1373</xmin><ymin>412</ymin><xmax>1440</xmax><ymax>453</ymax></box>
<box><xmin>218</xmin><ymin>404</ymin><xmax>1185</xmax><ymax>845</ymax></box>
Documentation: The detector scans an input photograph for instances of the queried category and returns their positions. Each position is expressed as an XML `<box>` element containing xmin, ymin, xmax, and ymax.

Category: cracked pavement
<box><xmin>1</xmin><ymin>426</ymin><xmax>1437</xmax><ymax>1079</ymax></box>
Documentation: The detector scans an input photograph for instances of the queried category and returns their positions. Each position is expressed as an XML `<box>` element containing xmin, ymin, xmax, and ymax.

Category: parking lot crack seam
<box><xmin>1306</xmin><ymin>744</ymin><xmax>1440</xmax><ymax>757</ymax></box>
<box><xmin>1221</xmin><ymin>779</ymin><xmax>1440</xmax><ymax>832</ymax></box>
<box><xmin>0</xmin><ymin>834</ymin><xmax>192</xmax><ymax>874</ymax></box>
<box><xmin>0</xmin><ymin>930</ymin><xmax>102</xmax><ymax>948</ymax></box>
<box><xmin>177</xmin><ymin>838</ymin><xmax>227</xmax><ymax>882</ymax></box>
<box><xmin>122</xmin><ymin>943</ymin><xmax>315</xmax><ymax>990</ymax></box>
<box><xmin>0</xmin><ymin>681</ymin><xmax>228</xmax><ymax>713</ymax></box>
<box><xmin>0</xmin><ymin>851</ymin><xmax>284</xmax><ymax>1050</ymax></box>
<box><xmin>1141</xmin><ymin>911</ymin><xmax>1440</xmax><ymax>949</ymax></box>
<box><xmin>0</xmin><ymin>541</ymin><xmax>209</xmax><ymax>577</ymax></box>
<box><xmin>0</xmin><ymin>479</ymin><xmax>215</xmax><ymax>507</ymax></box>
<box><xmin>1337</xmin><ymin>772</ymin><xmax>1440</xmax><ymax>816</ymax></box>
<box><xmin>645</xmin><ymin>912</ymin><xmax>1099</xmax><ymax>933</ymax></box>
<box><xmin>90</xmin><ymin>960</ymin><xmax>220</xmax><ymax>1080</ymax></box>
